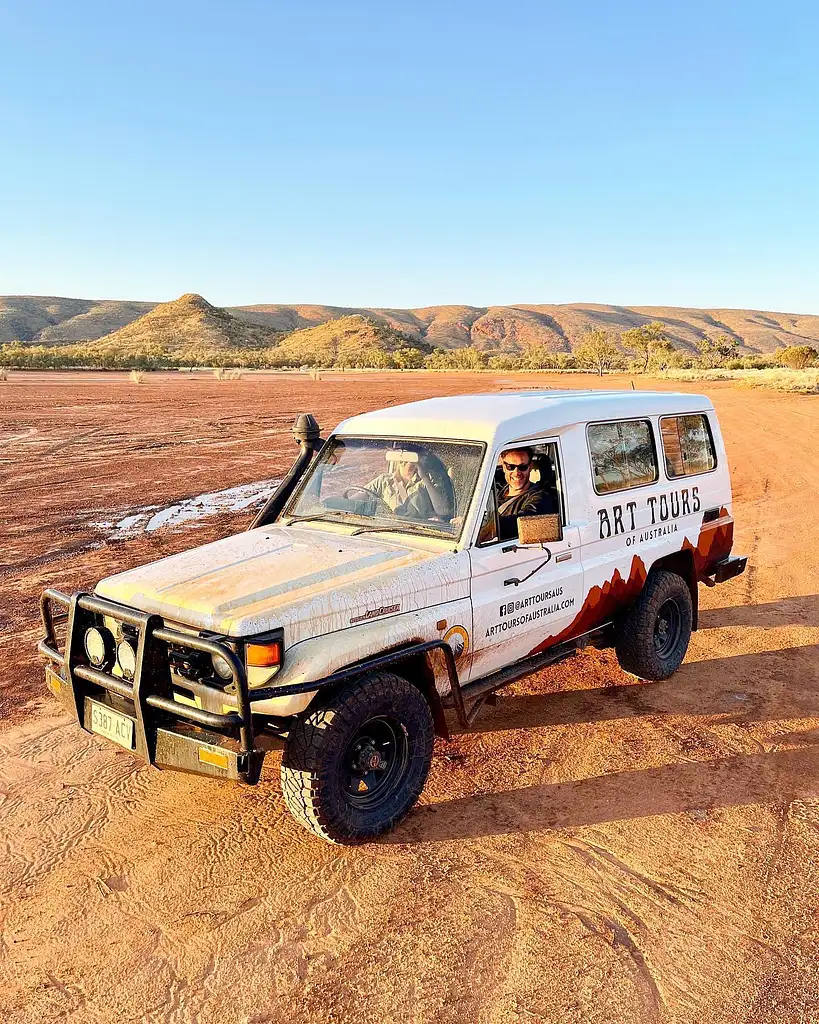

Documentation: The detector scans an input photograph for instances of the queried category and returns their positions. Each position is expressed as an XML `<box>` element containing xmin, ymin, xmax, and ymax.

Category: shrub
<box><xmin>777</xmin><ymin>345</ymin><xmax>817</xmax><ymax>370</ymax></box>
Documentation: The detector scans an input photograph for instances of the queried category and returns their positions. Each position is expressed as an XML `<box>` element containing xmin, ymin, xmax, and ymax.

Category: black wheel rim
<box><xmin>343</xmin><ymin>716</ymin><xmax>410</xmax><ymax>810</ymax></box>
<box><xmin>654</xmin><ymin>598</ymin><xmax>681</xmax><ymax>657</ymax></box>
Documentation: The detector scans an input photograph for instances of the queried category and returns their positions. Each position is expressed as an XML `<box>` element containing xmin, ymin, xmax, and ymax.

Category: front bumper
<box><xmin>39</xmin><ymin>589</ymin><xmax>268</xmax><ymax>783</ymax></box>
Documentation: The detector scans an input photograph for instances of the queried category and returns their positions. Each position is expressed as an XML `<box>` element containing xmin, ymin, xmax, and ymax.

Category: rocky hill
<box><xmin>0</xmin><ymin>296</ymin><xmax>155</xmax><ymax>344</ymax></box>
<box><xmin>270</xmin><ymin>315</ymin><xmax>429</xmax><ymax>367</ymax></box>
<box><xmin>3</xmin><ymin>293</ymin><xmax>819</xmax><ymax>356</ymax></box>
<box><xmin>81</xmin><ymin>293</ymin><xmax>277</xmax><ymax>356</ymax></box>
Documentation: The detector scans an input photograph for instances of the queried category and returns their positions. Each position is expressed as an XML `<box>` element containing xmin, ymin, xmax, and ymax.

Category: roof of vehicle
<box><xmin>335</xmin><ymin>389</ymin><xmax>714</xmax><ymax>446</ymax></box>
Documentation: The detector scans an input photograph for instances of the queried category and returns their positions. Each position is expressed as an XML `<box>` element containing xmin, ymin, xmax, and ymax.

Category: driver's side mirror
<box><xmin>517</xmin><ymin>514</ymin><xmax>563</xmax><ymax>545</ymax></box>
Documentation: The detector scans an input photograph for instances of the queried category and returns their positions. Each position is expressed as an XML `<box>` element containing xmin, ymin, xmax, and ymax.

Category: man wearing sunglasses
<box><xmin>496</xmin><ymin>446</ymin><xmax>556</xmax><ymax>539</ymax></box>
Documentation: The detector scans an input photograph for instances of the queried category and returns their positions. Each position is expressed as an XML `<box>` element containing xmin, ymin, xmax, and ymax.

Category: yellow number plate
<box><xmin>89</xmin><ymin>701</ymin><xmax>135</xmax><ymax>750</ymax></box>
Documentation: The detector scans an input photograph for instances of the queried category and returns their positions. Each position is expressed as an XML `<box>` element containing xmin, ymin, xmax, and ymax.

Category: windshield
<box><xmin>283</xmin><ymin>436</ymin><xmax>485</xmax><ymax>539</ymax></box>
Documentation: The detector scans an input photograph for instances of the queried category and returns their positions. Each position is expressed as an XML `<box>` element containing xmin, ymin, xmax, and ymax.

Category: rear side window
<box><xmin>588</xmin><ymin>420</ymin><xmax>658</xmax><ymax>494</ymax></box>
<box><xmin>660</xmin><ymin>414</ymin><xmax>717</xmax><ymax>477</ymax></box>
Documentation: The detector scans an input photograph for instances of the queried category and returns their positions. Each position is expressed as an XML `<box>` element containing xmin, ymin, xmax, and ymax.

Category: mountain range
<box><xmin>2</xmin><ymin>293</ymin><xmax>819</xmax><ymax>356</ymax></box>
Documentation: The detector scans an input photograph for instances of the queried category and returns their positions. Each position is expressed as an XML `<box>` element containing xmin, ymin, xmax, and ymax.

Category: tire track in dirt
<box><xmin>0</xmin><ymin>715</ymin><xmax>150</xmax><ymax>897</ymax></box>
<box><xmin>2</xmin><ymin>374</ymin><xmax>819</xmax><ymax>1024</ymax></box>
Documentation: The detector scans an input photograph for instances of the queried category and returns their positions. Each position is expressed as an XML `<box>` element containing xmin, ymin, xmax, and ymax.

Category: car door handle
<box><xmin>504</xmin><ymin>549</ymin><xmax>552</xmax><ymax>586</ymax></box>
<box><xmin>555</xmin><ymin>552</ymin><xmax>572</xmax><ymax>563</ymax></box>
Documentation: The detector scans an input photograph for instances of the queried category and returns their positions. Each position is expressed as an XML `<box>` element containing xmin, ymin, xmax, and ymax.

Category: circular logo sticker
<box><xmin>443</xmin><ymin>625</ymin><xmax>470</xmax><ymax>659</ymax></box>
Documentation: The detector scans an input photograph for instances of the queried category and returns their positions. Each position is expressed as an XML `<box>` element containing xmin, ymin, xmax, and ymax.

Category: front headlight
<box><xmin>211</xmin><ymin>653</ymin><xmax>234</xmax><ymax>680</ymax></box>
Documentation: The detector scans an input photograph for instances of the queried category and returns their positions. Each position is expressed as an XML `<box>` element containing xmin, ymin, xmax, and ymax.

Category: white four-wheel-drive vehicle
<box><xmin>40</xmin><ymin>390</ymin><xmax>746</xmax><ymax>843</ymax></box>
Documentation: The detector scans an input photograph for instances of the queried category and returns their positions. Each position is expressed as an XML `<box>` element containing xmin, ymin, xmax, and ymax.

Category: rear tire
<box><xmin>281</xmin><ymin>671</ymin><xmax>434</xmax><ymax>844</ymax></box>
<box><xmin>615</xmin><ymin>570</ymin><xmax>693</xmax><ymax>680</ymax></box>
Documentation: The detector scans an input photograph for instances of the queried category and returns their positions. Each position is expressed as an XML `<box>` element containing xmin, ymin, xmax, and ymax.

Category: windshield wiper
<box><xmin>350</xmin><ymin>522</ymin><xmax>452</xmax><ymax>538</ymax></box>
<box><xmin>286</xmin><ymin>512</ymin><xmax>349</xmax><ymax>525</ymax></box>
<box><xmin>349</xmin><ymin>524</ymin><xmax>405</xmax><ymax>537</ymax></box>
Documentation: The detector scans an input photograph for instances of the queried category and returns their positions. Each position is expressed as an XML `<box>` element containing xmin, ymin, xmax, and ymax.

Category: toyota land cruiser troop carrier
<box><xmin>39</xmin><ymin>390</ymin><xmax>746</xmax><ymax>843</ymax></box>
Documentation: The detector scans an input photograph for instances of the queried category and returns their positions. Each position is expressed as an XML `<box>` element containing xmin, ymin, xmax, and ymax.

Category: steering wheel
<box><xmin>343</xmin><ymin>486</ymin><xmax>393</xmax><ymax>515</ymax></box>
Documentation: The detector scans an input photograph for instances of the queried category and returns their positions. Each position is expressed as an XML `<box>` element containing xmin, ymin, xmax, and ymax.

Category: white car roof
<box><xmin>335</xmin><ymin>390</ymin><xmax>714</xmax><ymax>447</ymax></box>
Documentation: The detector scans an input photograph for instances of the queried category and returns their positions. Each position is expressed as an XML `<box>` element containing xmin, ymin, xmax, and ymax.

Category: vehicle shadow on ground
<box><xmin>392</xmin><ymin>739</ymin><xmax>819</xmax><ymax>844</ymax></box>
<box><xmin>456</xmin><ymin>643</ymin><xmax>819</xmax><ymax>736</ymax></box>
<box><xmin>699</xmin><ymin>594</ymin><xmax>819</xmax><ymax>629</ymax></box>
<box><xmin>389</xmin><ymin>642</ymin><xmax>819</xmax><ymax>844</ymax></box>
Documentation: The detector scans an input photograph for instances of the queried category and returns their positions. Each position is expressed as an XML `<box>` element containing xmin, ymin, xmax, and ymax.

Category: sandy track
<box><xmin>1</xmin><ymin>371</ymin><xmax>818</xmax><ymax>1023</ymax></box>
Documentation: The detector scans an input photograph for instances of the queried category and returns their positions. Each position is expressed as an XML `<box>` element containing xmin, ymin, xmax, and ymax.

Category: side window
<box><xmin>588</xmin><ymin>419</ymin><xmax>658</xmax><ymax>494</ymax></box>
<box><xmin>476</xmin><ymin>440</ymin><xmax>563</xmax><ymax>546</ymax></box>
<box><xmin>660</xmin><ymin>414</ymin><xmax>717</xmax><ymax>477</ymax></box>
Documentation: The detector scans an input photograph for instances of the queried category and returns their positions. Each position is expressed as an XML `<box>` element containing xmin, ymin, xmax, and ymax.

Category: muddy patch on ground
<box><xmin>90</xmin><ymin>477</ymin><xmax>281</xmax><ymax>538</ymax></box>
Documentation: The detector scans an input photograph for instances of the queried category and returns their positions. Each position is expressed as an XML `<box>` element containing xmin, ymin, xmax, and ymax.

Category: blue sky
<box><xmin>1</xmin><ymin>1</ymin><xmax>818</xmax><ymax>311</ymax></box>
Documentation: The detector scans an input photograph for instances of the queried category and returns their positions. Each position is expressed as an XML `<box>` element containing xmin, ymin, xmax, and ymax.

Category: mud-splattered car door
<box><xmin>465</xmin><ymin>438</ymin><xmax>584</xmax><ymax>683</ymax></box>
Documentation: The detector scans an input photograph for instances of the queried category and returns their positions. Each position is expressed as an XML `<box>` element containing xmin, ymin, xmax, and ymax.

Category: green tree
<box><xmin>518</xmin><ymin>346</ymin><xmax>555</xmax><ymax>370</ymax></box>
<box><xmin>424</xmin><ymin>347</ymin><xmax>488</xmax><ymax>370</ymax></box>
<box><xmin>621</xmin><ymin>321</ymin><xmax>669</xmax><ymax>373</ymax></box>
<box><xmin>486</xmin><ymin>354</ymin><xmax>518</xmax><ymax>371</ymax></box>
<box><xmin>575</xmin><ymin>329</ymin><xmax>623</xmax><ymax>376</ymax></box>
<box><xmin>696</xmin><ymin>333</ymin><xmax>739</xmax><ymax>368</ymax></box>
<box><xmin>649</xmin><ymin>339</ymin><xmax>681</xmax><ymax>371</ymax></box>
<box><xmin>392</xmin><ymin>346</ymin><xmax>425</xmax><ymax>369</ymax></box>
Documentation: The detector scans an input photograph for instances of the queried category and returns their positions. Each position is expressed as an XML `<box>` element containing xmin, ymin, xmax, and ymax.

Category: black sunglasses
<box><xmin>501</xmin><ymin>460</ymin><xmax>531</xmax><ymax>472</ymax></box>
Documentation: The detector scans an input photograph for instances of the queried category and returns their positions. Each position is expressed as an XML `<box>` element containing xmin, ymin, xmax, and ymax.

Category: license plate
<box><xmin>90</xmin><ymin>701</ymin><xmax>135</xmax><ymax>750</ymax></box>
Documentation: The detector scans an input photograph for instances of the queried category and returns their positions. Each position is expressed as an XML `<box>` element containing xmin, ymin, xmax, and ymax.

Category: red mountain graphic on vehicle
<box><xmin>528</xmin><ymin>508</ymin><xmax>733</xmax><ymax>657</ymax></box>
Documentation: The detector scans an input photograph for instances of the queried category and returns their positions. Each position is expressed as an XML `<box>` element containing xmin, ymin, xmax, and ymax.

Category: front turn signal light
<box><xmin>246</xmin><ymin>641</ymin><xmax>282</xmax><ymax>668</ymax></box>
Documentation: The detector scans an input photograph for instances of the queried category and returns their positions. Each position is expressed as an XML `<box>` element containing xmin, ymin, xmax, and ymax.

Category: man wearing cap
<box><xmin>367</xmin><ymin>448</ymin><xmax>452</xmax><ymax>520</ymax></box>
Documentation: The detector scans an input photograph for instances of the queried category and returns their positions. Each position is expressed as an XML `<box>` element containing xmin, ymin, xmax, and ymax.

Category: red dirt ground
<box><xmin>1</xmin><ymin>370</ymin><xmax>818</xmax><ymax>1024</ymax></box>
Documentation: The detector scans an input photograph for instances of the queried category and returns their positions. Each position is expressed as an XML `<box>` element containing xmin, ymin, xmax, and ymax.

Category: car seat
<box><xmin>530</xmin><ymin>452</ymin><xmax>559</xmax><ymax>510</ymax></box>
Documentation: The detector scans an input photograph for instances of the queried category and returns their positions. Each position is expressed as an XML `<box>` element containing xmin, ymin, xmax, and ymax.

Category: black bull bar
<box><xmin>38</xmin><ymin>589</ymin><xmax>474</xmax><ymax>784</ymax></box>
<box><xmin>38</xmin><ymin>588</ymin><xmax>269</xmax><ymax>783</ymax></box>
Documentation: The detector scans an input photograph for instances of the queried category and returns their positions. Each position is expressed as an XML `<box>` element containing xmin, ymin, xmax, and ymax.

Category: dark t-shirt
<box><xmin>497</xmin><ymin>484</ymin><xmax>556</xmax><ymax>540</ymax></box>
<box><xmin>497</xmin><ymin>484</ymin><xmax>552</xmax><ymax>516</ymax></box>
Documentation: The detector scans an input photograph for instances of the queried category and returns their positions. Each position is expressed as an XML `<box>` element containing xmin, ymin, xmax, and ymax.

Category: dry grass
<box><xmin>128</xmin><ymin>370</ymin><xmax>144</xmax><ymax>384</ymax></box>
<box><xmin>660</xmin><ymin>367</ymin><xmax>819</xmax><ymax>394</ymax></box>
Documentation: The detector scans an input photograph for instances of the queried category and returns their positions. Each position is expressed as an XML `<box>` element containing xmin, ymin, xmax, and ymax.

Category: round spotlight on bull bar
<box><xmin>84</xmin><ymin>626</ymin><xmax>114</xmax><ymax>668</ymax></box>
<box><xmin>211</xmin><ymin>652</ymin><xmax>234</xmax><ymax>680</ymax></box>
<box><xmin>116</xmin><ymin>638</ymin><xmax>137</xmax><ymax>679</ymax></box>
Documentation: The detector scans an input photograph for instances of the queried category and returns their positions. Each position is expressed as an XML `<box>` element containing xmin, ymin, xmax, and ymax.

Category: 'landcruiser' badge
<box><xmin>443</xmin><ymin>625</ymin><xmax>470</xmax><ymax>659</ymax></box>
<box><xmin>350</xmin><ymin>604</ymin><xmax>400</xmax><ymax>624</ymax></box>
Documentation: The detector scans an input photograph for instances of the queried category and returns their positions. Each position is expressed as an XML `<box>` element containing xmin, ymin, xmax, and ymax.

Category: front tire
<box><xmin>615</xmin><ymin>570</ymin><xmax>693</xmax><ymax>680</ymax></box>
<box><xmin>281</xmin><ymin>672</ymin><xmax>434</xmax><ymax>844</ymax></box>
